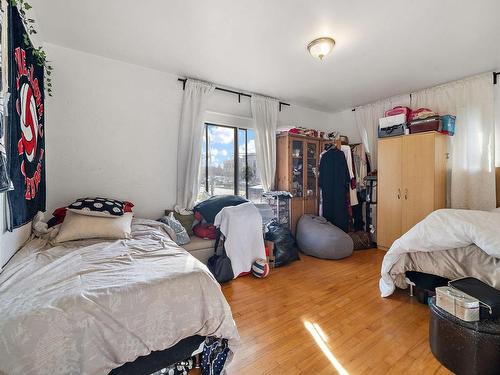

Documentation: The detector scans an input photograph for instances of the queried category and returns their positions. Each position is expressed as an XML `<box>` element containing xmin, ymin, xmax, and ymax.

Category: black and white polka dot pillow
<box><xmin>68</xmin><ymin>197</ymin><xmax>125</xmax><ymax>218</ymax></box>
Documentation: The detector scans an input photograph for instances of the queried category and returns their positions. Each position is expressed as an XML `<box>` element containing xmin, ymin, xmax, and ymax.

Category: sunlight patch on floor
<box><xmin>304</xmin><ymin>320</ymin><xmax>349</xmax><ymax>375</ymax></box>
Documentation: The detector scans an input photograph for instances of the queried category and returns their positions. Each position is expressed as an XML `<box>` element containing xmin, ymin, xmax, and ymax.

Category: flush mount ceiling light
<box><xmin>307</xmin><ymin>37</ymin><xmax>335</xmax><ymax>60</ymax></box>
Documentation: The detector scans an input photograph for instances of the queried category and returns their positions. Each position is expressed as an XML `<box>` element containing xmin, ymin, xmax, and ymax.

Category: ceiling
<box><xmin>31</xmin><ymin>0</ymin><xmax>500</xmax><ymax>112</ymax></box>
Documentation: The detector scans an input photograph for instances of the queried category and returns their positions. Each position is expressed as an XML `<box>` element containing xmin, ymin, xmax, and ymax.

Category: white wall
<box><xmin>328</xmin><ymin>109</ymin><xmax>360</xmax><ymax>143</ymax></box>
<box><xmin>44</xmin><ymin>44</ymin><xmax>182</xmax><ymax>220</ymax></box>
<box><xmin>43</xmin><ymin>44</ymin><xmax>352</xmax><ymax>220</ymax></box>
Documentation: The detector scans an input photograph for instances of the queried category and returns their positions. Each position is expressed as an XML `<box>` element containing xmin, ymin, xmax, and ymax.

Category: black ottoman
<box><xmin>429</xmin><ymin>297</ymin><xmax>500</xmax><ymax>375</ymax></box>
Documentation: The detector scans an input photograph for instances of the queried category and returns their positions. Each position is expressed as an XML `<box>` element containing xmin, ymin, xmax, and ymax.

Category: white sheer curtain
<box><xmin>176</xmin><ymin>79</ymin><xmax>215</xmax><ymax>210</ymax></box>
<box><xmin>251</xmin><ymin>95</ymin><xmax>279</xmax><ymax>192</ymax></box>
<box><xmin>354</xmin><ymin>94</ymin><xmax>410</xmax><ymax>169</ymax></box>
<box><xmin>411</xmin><ymin>73</ymin><xmax>495</xmax><ymax>210</ymax></box>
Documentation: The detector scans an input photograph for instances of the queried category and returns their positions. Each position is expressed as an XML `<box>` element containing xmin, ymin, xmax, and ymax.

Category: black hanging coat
<box><xmin>319</xmin><ymin>148</ymin><xmax>351</xmax><ymax>232</ymax></box>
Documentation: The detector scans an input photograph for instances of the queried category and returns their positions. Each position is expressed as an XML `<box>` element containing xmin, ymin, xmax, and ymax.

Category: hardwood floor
<box><xmin>197</xmin><ymin>249</ymin><xmax>451</xmax><ymax>374</ymax></box>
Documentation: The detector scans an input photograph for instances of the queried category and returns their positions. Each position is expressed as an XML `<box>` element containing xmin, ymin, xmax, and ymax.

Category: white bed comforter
<box><xmin>0</xmin><ymin>219</ymin><xmax>239</xmax><ymax>375</ymax></box>
<box><xmin>380</xmin><ymin>209</ymin><xmax>500</xmax><ymax>297</ymax></box>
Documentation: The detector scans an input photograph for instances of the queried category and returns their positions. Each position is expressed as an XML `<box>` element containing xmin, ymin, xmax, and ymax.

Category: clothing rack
<box><xmin>364</xmin><ymin>175</ymin><xmax>377</xmax><ymax>240</ymax></box>
<box><xmin>177</xmin><ymin>78</ymin><xmax>291</xmax><ymax>112</ymax></box>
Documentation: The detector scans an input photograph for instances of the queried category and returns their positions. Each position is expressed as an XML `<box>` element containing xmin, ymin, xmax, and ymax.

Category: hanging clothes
<box><xmin>318</xmin><ymin>143</ymin><xmax>333</xmax><ymax>217</ymax></box>
<box><xmin>352</xmin><ymin>144</ymin><xmax>368</xmax><ymax>189</ymax></box>
<box><xmin>319</xmin><ymin>148</ymin><xmax>351</xmax><ymax>232</ymax></box>
<box><xmin>341</xmin><ymin>145</ymin><xmax>358</xmax><ymax>206</ymax></box>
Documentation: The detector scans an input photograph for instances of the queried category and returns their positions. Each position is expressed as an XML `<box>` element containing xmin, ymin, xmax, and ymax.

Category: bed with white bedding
<box><xmin>380</xmin><ymin>208</ymin><xmax>500</xmax><ymax>297</ymax></box>
<box><xmin>0</xmin><ymin>218</ymin><xmax>239</xmax><ymax>375</ymax></box>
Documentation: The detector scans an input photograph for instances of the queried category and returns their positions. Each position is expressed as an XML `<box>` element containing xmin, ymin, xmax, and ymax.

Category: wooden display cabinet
<box><xmin>276</xmin><ymin>134</ymin><xmax>321</xmax><ymax>234</ymax></box>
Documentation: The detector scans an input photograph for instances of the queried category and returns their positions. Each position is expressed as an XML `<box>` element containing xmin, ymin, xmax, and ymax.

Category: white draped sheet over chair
<box><xmin>214</xmin><ymin>202</ymin><xmax>266</xmax><ymax>277</ymax></box>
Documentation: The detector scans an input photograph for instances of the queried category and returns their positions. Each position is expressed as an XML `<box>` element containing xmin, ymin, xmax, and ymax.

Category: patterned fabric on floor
<box><xmin>151</xmin><ymin>358</ymin><xmax>194</xmax><ymax>375</ymax></box>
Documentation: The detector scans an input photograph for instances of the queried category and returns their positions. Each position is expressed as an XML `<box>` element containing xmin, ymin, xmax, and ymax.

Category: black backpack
<box><xmin>207</xmin><ymin>230</ymin><xmax>234</xmax><ymax>283</ymax></box>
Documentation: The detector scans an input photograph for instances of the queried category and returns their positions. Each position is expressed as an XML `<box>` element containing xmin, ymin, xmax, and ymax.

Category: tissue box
<box><xmin>436</xmin><ymin>286</ymin><xmax>480</xmax><ymax>322</ymax></box>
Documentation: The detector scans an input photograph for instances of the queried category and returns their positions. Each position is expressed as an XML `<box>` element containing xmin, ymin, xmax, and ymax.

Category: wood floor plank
<box><xmin>193</xmin><ymin>249</ymin><xmax>450</xmax><ymax>374</ymax></box>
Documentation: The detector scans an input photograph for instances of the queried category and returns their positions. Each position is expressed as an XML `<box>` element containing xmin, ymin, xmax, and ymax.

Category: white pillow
<box><xmin>55</xmin><ymin>211</ymin><xmax>133</xmax><ymax>243</ymax></box>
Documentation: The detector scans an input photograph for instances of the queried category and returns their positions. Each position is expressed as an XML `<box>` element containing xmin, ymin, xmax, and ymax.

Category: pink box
<box><xmin>384</xmin><ymin>106</ymin><xmax>411</xmax><ymax>122</ymax></box>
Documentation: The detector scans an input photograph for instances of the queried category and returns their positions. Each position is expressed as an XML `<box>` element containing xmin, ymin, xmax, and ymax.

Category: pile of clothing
<box><xmin>158</xmin><ymin>196</ymin><xmax>248</xmax><ymax>246</ymax></box>
<box><xmin>162</xmin><ymin>196</ymin><xmax>267</xmax><ymax>282</ymax></box>
<box><xmin>193</xmin><ymin>195</ymin><xmax>248</xmax><ymax>238</ymax></box>
<box><xmin>161</xmin><ymin>196</ymin><xmax>300</xmax><ymax>282</ymax></box>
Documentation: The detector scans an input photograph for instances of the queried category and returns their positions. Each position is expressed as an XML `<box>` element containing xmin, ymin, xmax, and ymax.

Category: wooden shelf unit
<box><xmin>275</xmin><ymin>133</ymin><xmax>341</xmax><ymax>234</ymax></box>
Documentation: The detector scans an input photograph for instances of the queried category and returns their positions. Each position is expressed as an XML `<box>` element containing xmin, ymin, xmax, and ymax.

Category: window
<box><xmin>198</xmin><ymin>124</ymin><xmax>263</xmax><ymax>202</ymax></box>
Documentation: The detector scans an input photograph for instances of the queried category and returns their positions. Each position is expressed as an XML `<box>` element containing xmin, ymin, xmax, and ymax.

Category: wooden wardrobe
<box><xmin>276</xmin><ymin>134</ymin><xmax>341</xmax><ymax>234</ymax></box>
<box><xmin>377</xmin><ymin>132</ymin><xmax>448</xmax><ymax>250</ymax></box>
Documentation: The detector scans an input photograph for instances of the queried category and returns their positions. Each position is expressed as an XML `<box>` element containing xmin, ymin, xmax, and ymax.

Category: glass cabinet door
<box><xmin>306</xmin><ymin>142</ymin><xmax>318</xmax><ymax>197</ymax></box>
<box><xmin>291</xmin><ymin>140</ymin><xmax>304</xmax><ymax>197</ymax></box>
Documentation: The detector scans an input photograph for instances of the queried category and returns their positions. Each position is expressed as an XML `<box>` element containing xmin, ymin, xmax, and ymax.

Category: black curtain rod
<box><xmin>351</xmin><ymin>73</ymin><xmax>500</xmax><ymax>111</ymax></box>
<box><xmin>177</xmin><ymin>78</ymin><xmax>290</xmax><ymax>111</ymax></box>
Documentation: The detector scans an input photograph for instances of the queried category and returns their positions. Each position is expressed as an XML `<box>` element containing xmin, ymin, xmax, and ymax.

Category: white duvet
<box><xmin>0</xmin><ymin>219</ymin><xmax>239</xmax><ymax>375</ymax></box>
<box><xmin>380</xmin><ymin>209</ymin><xmax>500</xmax><ymax>297</ymax></box>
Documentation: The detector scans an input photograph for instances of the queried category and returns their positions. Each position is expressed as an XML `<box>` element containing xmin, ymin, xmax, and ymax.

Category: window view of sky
<box><xmin>199</xmin><ymin>125</ymin><xmax>262</xmax><ymax>202</ymax></box>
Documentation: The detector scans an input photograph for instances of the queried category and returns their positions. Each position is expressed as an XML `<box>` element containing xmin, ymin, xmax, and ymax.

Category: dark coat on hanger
<box><xmin>319</xmin><ymin>148</ymin><xmax>351</xmax><ymax>232</ymax></box>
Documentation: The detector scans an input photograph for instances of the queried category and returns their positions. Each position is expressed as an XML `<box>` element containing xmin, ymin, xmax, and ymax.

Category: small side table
<box><xmin>429</xmin><ymin>297</ymin><xmax>500</xmax><ymax>375</ymax></box>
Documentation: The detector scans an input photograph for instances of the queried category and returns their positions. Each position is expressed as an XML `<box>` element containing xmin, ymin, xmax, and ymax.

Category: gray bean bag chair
<box><xmin>296</xmin><ymin>214</ymin><xmax>353</xmax><ymax>259</ymax></box>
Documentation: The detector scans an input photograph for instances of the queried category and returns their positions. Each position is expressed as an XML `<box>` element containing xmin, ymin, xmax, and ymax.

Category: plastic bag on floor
<box><xmin>265</xmin><ymin>219</ymin><xmax>300</xmax><ymax>267</ymax></box>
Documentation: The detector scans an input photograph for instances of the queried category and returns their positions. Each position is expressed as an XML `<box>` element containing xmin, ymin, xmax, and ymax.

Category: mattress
<box><xmin>183</xmin><ymin>236</ymin><xmax>215</xmax><ymax>264</ymax></box>
<box><xmin>389</xmin><ymin>244</ymin><xmax>500</xmax><ymax>291</ymax></box>
<box><xmin>0</xmin><ymin>218</ymin><xmax>239</xmax><ymax>375</ymax></box>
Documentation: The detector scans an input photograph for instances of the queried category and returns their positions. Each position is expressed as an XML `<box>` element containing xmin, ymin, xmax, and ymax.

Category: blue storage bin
<box><xmin>441</xmin><ymin>115</ymin><xmax>456</xmax><ymax>136</ymax></box>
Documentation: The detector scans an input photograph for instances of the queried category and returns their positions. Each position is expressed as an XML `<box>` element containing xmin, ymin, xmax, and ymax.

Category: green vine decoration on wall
<box><xmin>10</xmin><ymin>0</ymin><xmax>53</xmax><ymax>96</ymax></box>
